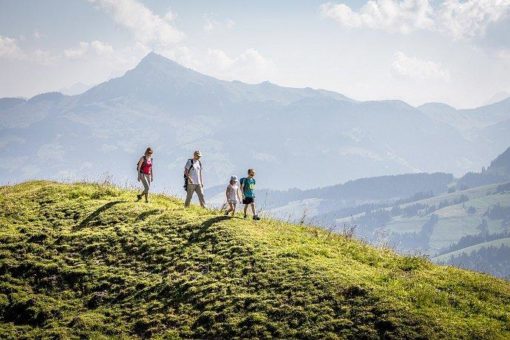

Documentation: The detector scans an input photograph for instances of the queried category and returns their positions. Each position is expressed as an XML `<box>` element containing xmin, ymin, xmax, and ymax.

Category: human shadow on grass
<box><xmin>185</xmin><ymin>215</ymin><xmax>231</xmax><ymax>246</ymax></box>
<box><xmin>75</xmin><ymin>200</ymin><xmax>125</xmax><ymax>230</ymax></box>
<box><xmin>135</xmin><ymin>209</ymin><xmax>161</xmax><ymax>222</ymax></box>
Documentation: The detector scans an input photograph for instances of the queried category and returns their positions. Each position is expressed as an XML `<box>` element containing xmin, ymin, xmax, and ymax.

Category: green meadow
<box><xmin>1</xmin><ymin>181</ymin><xmax>509</xmax><ymax>339</ymax></box>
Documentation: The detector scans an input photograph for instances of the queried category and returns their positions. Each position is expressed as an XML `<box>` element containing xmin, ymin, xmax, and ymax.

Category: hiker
<box><xmin>184</xmin><ymin>150</ymin><xmax>206</xmax><ymax>208</ymax></box>
<box><xmin>136</xmin><ymin>147</ymin><xmax>153</xmax><ymax>203</ymax></box>
<box><xmin>240</xmin><ymin>169</ymin><xmax>260</xmax><ymax>220</ymax></box>
<box><xmin>224</xmin><ymin>176</ymin><xmax>242</xmax><ymax>217</ymax></box>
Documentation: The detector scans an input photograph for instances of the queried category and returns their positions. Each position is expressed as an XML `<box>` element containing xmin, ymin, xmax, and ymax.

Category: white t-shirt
<box><xmin>185</xmin><ymin>159</ymin><xmax>202</xmax><ymax>185</ymax></box>
<box><xmin>227</xmin><ymin>184</ymin><xmax>239</xmax><ymax>202</ymax></box>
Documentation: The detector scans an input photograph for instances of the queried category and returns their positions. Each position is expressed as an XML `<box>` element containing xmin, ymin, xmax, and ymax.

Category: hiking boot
<box><xmin>136</xmin><ymin>194</ymin><xmax>142</xmax><ymax>201</ymax></box>
<box><xmin>224</xmin><ymin>211</ymin><xmax>230</xmax><ymax>216</ymax></box>
<box><xmin>253</xmin><ymin>215</ymin><xmax>261</xmax><ymax>220</ymax></box>
<box><xmin>243</xmin><ymin>214</ymin><xmax>247</xmax><ymax>219</ymax></box>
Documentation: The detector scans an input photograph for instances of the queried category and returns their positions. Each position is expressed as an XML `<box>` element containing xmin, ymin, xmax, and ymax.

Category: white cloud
<box><xmin>438</xmin><ymin>0</ymin><xmax>510</xmax><ymax>39</ymax></box>
<box><xmin>64</xmin><ymin>42</ymin><xmax>89</xmax><ymax>59</ymax></box>
<box><xmin>204</xmin><ymin>48</ymin><xmax>275</xmax><ymax>83</ymax></box>
<box><xmin>64</xmin><ymin>40</ymin><xmax>114</xmax><ymax>59</ymax></box>
<box><xmin>207</xmin><ymin>49</ymin><xmax>234</xmax><ymax>69</ymax></box>
<box><xmin>320</xmin><ymin>0</ymin><xmax>434</xmax><ymax>34</ymax></box>
<box><xmin>90</xmin><ymin>40</ymin><xmax>114</xmax><ymax>56</ymax></box>
<box><xmin>203</xmin><ymin>15</ymin><xmax>236</xmax><ymax>33</ymax></box>
<box><xmin>158</xmin><ymin>45</ymin><xmax>198</xmax><ymax>68</ymax></box>
<box><xmin>88</xmin><ymin>0</ymin><xmax>184</xmax><ymax>49</ymax></box>
<box><xmin>392</xmin><ymin>51</ymin><xmax>450</xmax><ymax>80</ymax></box>
<box><xmin>0</xmin><ymin>35</ymin><xmax>56</xmax><ymax>64</ymax></box>
<box><xmin>320</xmin><ymin>0</ymin><xmax>510</xmax><ymax>39</ymax></box>
<box><xmin>0</xmin><ymin>35</ymin><xmax>25</xmax><ymax>59</ymax></box>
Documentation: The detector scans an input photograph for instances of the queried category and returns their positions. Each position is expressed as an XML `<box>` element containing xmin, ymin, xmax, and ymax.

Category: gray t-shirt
<box><xmin>185</xmin><ymin>159</ymin><xmax>202</xmax><ymax>185</ymax></box>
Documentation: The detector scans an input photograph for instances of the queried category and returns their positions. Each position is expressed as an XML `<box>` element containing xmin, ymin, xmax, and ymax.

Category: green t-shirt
<box><xmin>242</xmin><ymin>177</ymin><xmax>256</xmax><ymax>198</ymax></box>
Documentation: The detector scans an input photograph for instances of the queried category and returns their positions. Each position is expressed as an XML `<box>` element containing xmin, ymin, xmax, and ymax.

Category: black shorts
<box><xmin>243</xmin><ymin>197</ymin><xmax>255</xmax><ymax>205</ymax></box>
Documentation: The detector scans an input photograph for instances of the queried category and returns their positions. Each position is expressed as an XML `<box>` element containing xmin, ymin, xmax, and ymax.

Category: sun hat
<box><xmin>230</xmin><ymin>176</ymin><xmax>238</xmax><ymax>182</ymax></box>
<box><xmin>194</xmin><ymin>150</ymin><xmax>202</xmax><ymax>157</ymax></box>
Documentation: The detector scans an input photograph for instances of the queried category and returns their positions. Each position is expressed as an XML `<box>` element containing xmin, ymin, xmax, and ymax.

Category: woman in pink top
<box><xmin>136</xmin><ymin>147</ymin><xmax>153</xmax><ymax>203</ymax></box>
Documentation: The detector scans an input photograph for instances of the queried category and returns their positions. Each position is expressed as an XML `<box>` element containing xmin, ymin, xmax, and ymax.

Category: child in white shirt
<box><xmin>224</xmin><ymin>176</ymin><xmax>242</xmax><ymax>217</ymax></box>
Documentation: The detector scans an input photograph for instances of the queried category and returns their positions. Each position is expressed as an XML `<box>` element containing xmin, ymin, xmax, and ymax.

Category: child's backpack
<box><xmin>239</xmin><ymin>177</ymin><xmax>246</xmax><ymax>192</ymax></box>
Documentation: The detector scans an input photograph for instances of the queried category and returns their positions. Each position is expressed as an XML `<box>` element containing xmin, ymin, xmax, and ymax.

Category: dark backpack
<box><xmin>183</xmin><ymin>159</ymin><xmax>202</xmax><ymax>191</ymax></box>
<box><xmin>137</xmin><ymin>156</ymin><xmax>153</xmax><ymax>172</ymax></box>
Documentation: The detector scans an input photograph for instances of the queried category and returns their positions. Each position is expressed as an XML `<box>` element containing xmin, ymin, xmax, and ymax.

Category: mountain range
<box><xmin>1</xmin><ymin>52</ymin><xmax>509</xmax><ymax>191</ymax></box>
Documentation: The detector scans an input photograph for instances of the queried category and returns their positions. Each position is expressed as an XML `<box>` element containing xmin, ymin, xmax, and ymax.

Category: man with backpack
<box><xmin>240</xmin><ymin>169</ymin><xmax>260</xmax><ymax>220</ymax></box>
<box><xmin>184</xmin><ymin>150</ymin><xmax>206</xmax><ymax>208</ymax></box>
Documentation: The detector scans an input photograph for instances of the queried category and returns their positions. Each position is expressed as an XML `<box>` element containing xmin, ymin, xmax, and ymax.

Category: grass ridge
<box><xmin>0</xmin><ymin>181</ymin><xmax>509</xmax><ymax>339</ymax></box>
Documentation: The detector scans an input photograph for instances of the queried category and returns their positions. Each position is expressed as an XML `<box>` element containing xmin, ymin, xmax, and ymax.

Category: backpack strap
<box><xmin>139</xmin><ymin>155</ymin><xmax>146</xmax><ymax>172</ymax></box>
<box><xmin>186</xmin><ymin>159</ymin><xmax>194</xmax><ymax>176</ymax></box>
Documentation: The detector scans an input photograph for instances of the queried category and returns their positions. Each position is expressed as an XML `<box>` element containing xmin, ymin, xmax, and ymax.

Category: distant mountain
<box><xmin>484</xmin><ymin>91</ymin><xmax>510</xmax><ymax>106</ymax></box>
<box><xmin>59</xmin><ymin>82</ymin><xmax>94</xmax><ymax>96</ymax></box>
<box><xmin>418</xmin><ymin>97</ymin><xmax>510</xmax><ymax>131</ymax></box>
<box><xmin>0</xmin><ymin>97</ymin><xmax>26</xmax><ymax>111</ymax></box>
<box><xmin>268</xmin><ymin>173</ymin><xmax>452</xmax><ymax>211</ymax></box>
<box><xmin>418</xmin><ymin>98</ymin><xmax>510</xmax><ymax>163</ymax></box>
<box><xmin>0</xmin><ymin>52</ymin><xmax>507</xmax><ymax>191</ymax></box>
<box><xmin>488</xmin><ymin>146</ymin><xmax>510</xmax><ymax>175</ymax></box>
<box><xmin>457</xmin><ymin>146</ymin><xmax>510</xmax><ymax>188</ymax></box>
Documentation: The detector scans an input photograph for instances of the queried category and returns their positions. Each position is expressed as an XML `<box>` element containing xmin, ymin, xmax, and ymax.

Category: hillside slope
<box><xmin>1</xmin><ymin>181</ymin><xmax>510</xmax><ymax>338</ymax></box>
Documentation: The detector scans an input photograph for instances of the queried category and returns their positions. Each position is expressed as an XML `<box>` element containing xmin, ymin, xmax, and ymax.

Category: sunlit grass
<box><xmin>0</xmin><ymin>181</ymin><xmax>509</xmax><ymax>338</ymax></box>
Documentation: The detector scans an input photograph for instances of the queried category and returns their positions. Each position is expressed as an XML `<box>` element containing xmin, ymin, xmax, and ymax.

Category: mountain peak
<box><xmin>129</xmin><ymin>52</ymin><xmax>212</xmax><ymax>84</ymax></box>
<box><xmin>136</xmin><ymin>52</ymin><xmax>187</xmax><ymax>71</ymax></box>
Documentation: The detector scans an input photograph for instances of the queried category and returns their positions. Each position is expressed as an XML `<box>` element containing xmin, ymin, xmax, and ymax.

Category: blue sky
<box><xmin>1</xmin><ymin>0</ymin><xmax>510</xmax><ymax>108</ymax></box>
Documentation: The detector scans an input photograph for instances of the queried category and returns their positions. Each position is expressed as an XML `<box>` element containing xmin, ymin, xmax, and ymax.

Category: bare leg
<box><xmin>244</xmin><ymin>204</ymin><xmax>248</xmax><ymax>217</ymax></box>
<box><xmin>232</xmin><ymin>203</ymin><xmax>236</xmax><ymax>216</ymax></box>
<box><xmin>225</xmin><ymin>202</ymin><xmax>233</xmax><ymax>214</ymax></box>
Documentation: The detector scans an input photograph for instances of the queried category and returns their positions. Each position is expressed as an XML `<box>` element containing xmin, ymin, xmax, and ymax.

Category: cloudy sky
<box><xmin>1</xmin><ymin>0</ymin><xmax>510</xmax><ymax>108</ymax></box>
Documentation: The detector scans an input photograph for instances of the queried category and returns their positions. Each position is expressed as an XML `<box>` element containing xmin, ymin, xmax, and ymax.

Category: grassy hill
<box><xmin>1</xmin><ymin>181</ymin><xmax>510</xmax><ymax>338</ymax></box>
